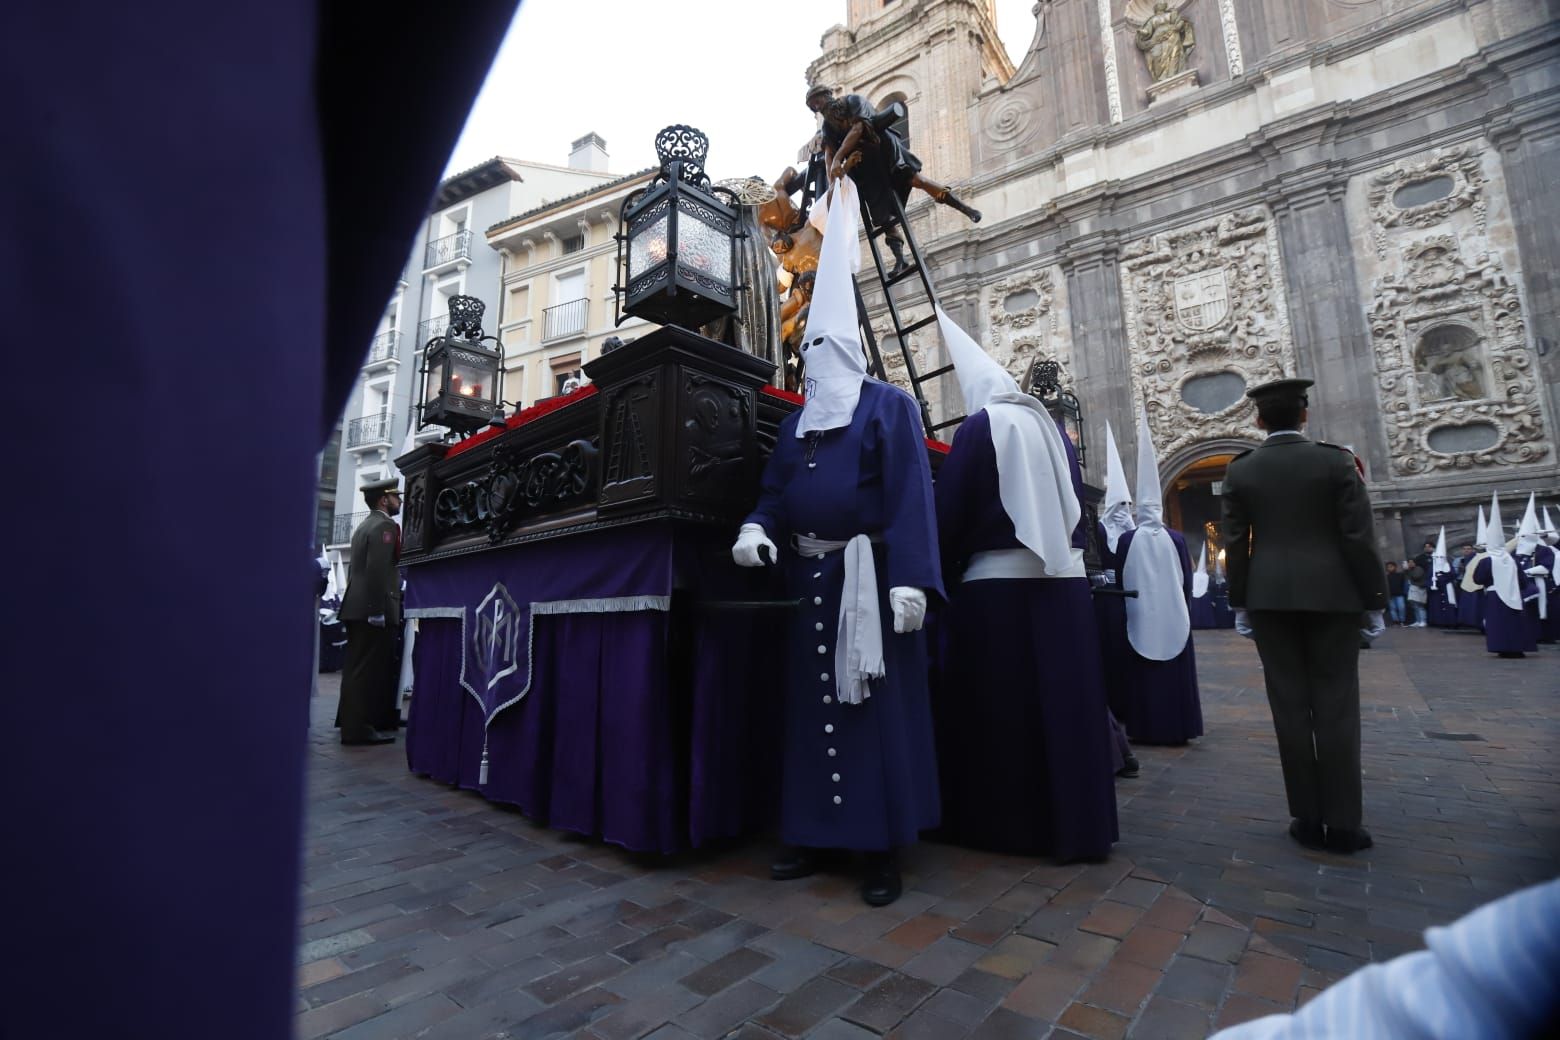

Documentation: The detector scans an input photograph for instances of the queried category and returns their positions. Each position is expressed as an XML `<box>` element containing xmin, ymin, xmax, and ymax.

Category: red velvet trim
<box><xmin>759</xmin><ymin>385</ymin><xmax>805</xmax><ymax>405</ymax></box>
<box><xmin>925</xmin><ymin>437</ymin><xmax>951</xmax><ymax>454</ymax></box>
<box><xmin>443</xmin><ymin>385</ymin><xmax>600</xmax><ymax>458</ymax></box>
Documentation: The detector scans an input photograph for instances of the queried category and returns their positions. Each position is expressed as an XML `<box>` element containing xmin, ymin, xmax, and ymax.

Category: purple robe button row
<box><xmin>828</xmin><ymin>748</ymin><xmax>837</xmax><ymax>756</ymax></box>
<box><xmin>825</xmin><ymin>724</ymin><xmax>834</xmax><ymax>733</ymax></box>
<box><xmin>821</xmin><ymin>672</ymin><xmax>830</xmax><ymax>681</ymax></box>
<box><xmin>833</xmin><ymin>795</ymin><xmax>842</xmax><ymax>804</ymax></box>
<box><xmin>831</xmin><ymin>773</ymin><xmax>840</xmax><ymax>782</ymax></box>
<box><xmin>817</xmin><ymin>645</ymin><xmax>827</xmax><ymax>653</ymax></box>
<box><xmin>814</xmin><ymin>597</ymin><xmax>823</xmax><ymax>605</ymax></box>
<box><xmin>815</xmin><ymin>622</ymin><xmax>824</xmax><ymax>631</ymax></box>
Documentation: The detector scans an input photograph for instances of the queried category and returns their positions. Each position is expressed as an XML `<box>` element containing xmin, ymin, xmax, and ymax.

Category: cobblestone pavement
<box><xmin>296</xmin><ymin>628</ymin><xmax>1558</xmax><ymax>1039</ymax></box>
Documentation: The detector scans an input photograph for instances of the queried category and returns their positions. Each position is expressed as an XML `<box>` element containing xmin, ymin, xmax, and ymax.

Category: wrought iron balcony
<box><xmin>424</xmin><ymin>229</ymin><xmax>472</xmax><ymax>270</ymax></box>
<box><xmin>332</xmin><ymin>511</ymin><xmax>366</xmax><ymax>544</ymax></box>
<box><xmin>543</xmin><ymin>298</ymin><xmax>589</xmax><ymax>341</ymax></box>
<box><xmin>364</xmin><ymin>329</ymin><xmax>399</xmax><ymax>367</ymax></box>
<box><xmin>346</xmin><ymin>412</ymin><xmax>397</xmax><ymax>450</ymax></box>
<box><xmin>417</xmin><ymin>314</ymin><xmax>450</xmax><ymax>345</ymax></box>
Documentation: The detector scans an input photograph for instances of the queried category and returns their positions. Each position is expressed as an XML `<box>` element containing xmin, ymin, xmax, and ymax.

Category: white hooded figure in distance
<box><xmin>1472</xmin><ymin>492</ymin><xmax>1539</xmax><ymax>657</ymax></box>
<box><xmin>731</xmin><ymin>177</ymin><xmax>941</xmax><ymax>908</ymax></box>
<box><xmin>1426</xmin><ymin>525</ymin><xmax>1459</xmax><ymax>627</ymax></box>
<box><xmin>928</xmin><ymin>307</ymin><xmax>1118</xmax><ymax>862</ymax></box>
<box><xmin>1114</xmin><ymin>412</ymin><xmax>1204</xmax><ymax>745</ymax></box>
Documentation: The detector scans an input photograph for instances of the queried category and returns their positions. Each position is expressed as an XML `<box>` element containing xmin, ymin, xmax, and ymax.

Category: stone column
<box><xmin>1267</xmin><ymin>174</ymin><xmax>1387</xmax><ymax>476</ymax></box>
<box><xmin>1491</xmin><ymin>108</ymin><xmax>1560</xmax><ymax>439</ymax></box>
<box><xmin>1059</xmin><ymin>229</ymin><xmax>1134</xmax><ymax>469</ymax></box>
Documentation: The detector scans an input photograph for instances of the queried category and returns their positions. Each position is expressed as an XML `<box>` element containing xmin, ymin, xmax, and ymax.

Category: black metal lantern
<box><xmin>1029</xmin><ymin>359</ymin><xmax>1087</xmax><ymax>467</ymax></box>
<box><xmin>613</xmin><ymin>125</ymin><xmax>742</xmax><ymax>329</ymax></box>
<box><xmin>419</xmin><ymin>295</ymin><xmax>504</xmax><ymax>435</ymax></box>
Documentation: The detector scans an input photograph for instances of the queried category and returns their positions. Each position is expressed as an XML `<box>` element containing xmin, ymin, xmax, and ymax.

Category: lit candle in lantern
<box><xmin>450</xmin><ymin>373</ymin><xmax>462</xmax><ymax>393</ymax></box>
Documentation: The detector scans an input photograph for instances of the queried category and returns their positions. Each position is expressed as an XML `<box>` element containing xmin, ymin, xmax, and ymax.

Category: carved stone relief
<box><xmin>1118</xmin><ymin>207</ymin><xmax>1297</xmax><ymax>463</ymax></box>
<box><xmin>1353</xmin><ymin>141</ymin><xmax>1547</xmax><ymax>477</ymax></box>
<box><xmin>1366</xmin><ymin>236</ymin><xmax>1545</xmax><ymax>475</ymax></box>
<box><xmin>1365</xmin><ymin>145</ymin><xmax>1487</xmax><ymax>260</ymax></box>
<box><xmin>985</xmin><ymin>265</ymin><xmax>1072</xmax><ymax>391</ymax></box>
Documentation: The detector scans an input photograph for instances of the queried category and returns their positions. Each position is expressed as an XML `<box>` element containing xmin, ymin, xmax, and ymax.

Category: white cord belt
<box><xmin>963</xmin><ymin>547</ymin><xmax>1086</xmax><ymax>582</ymax></box>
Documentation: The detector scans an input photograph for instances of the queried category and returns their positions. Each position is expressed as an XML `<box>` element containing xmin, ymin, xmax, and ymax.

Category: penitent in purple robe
<box><xmin>1472</xmin><ymin>557</ymin><xmax>1539</xmax><ymax>654</ymax></box>
<box><xmin>745</xmin><ymin>380</ymin><xmax>944</xmax><ymax>851</ymax></box>
<box><xmin>1536</xmin><ymin>545</ymin><xmax>1559</xmax><ymax>643</ymax></box>
<box><xmin>1427</xmin><ymin>572</ymin><xmax>1460</xmax><ymax>627</ymax></box>
<box><xmin>929</xmin><ymin>409</ymin><xmax>1118</xmax><ymax>860</ymax></box>
<box><xmin>1113</xmin><ymin>528</ymin><xmax>1204</xmax><ymax>745</ymax></box>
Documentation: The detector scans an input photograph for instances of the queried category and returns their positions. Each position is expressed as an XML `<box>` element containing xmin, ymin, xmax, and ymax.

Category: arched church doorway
<box><xmin>1165</xmin><ymin>453</ymin><xmax>1237</xmax><ymax>575</ymax></box>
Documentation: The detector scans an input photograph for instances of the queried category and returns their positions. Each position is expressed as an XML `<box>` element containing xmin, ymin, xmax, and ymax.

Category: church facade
<box><xmin>807</xmin><ymin>0</ymin><xmax>1559</xmax><ymax>558</ymax></box>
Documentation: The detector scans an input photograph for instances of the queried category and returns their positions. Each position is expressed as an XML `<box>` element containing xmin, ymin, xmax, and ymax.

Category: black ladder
<box><xmin>854</xmin><ymin>184</ymin><xmax>961</xmax><ymax>438</ymax></box>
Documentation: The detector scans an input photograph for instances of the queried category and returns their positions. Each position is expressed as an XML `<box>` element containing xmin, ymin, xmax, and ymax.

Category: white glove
<box><xmin>367</xmin><ymin>614</ymin><xmax>386</xmax><ymax>629</ymax></box>
<box><xmin>1361</xmin><ymin>610</ymin><xmax>1387</xmax><ymax>641</ymax></box>
<box><xmin>1234</xmin><ymin>608</ymin><xmax>1254</xmax><ymax>639</ymax></box>
<box><xmin>889</xmin><ymin>587</ymin><xmax>927</xmax><ymax>634</ymax></box>
<box><xmin>1525</xmin><ymin>565</ymin><xmax>1549</xmax><ymax>577</ymax></box>
<box><xmin>731</xmin><ymin>523</ymin><xmax>777</xmax><ymax>568</ymax></box>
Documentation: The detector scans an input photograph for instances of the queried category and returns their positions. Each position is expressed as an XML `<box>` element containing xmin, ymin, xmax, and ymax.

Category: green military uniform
<box><xmin>1222</xmin><ymin>379</ymin><xmax>1386</xmax><ymax>844</ymax></box>
<box><xmin>336</xmin><ymin>479</ymin><xmax>403</xmax><ymax>741</ymax></box>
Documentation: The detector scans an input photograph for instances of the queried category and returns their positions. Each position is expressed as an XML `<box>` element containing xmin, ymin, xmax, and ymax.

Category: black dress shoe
<box><xmin>861</xmin><ymin>852</ymin><xmax>902</xmax><ymax>907</ymax></box>
<box><xmin>1325</xmin><ymin>826</ymin><xmax>1374</xmax><ymax>853</ymax></box>
<box><xmin>1288</xmin><ymin>819</ymin><xmax>1327</xmax><ymax>851</ymax></box>
<box><xmin>1116</xmin><ymin>754</ymin><xmax>1141</xmax><ymax>779</ymax></box>
<box><xmin>770</xmin><ymin>846</ymin><xmax>820</xmax><ymax>881</ymax></box>
<box><xmin>341</xmin><ymin>727</ymin><xmax>394</xmax><ymax>746</ymax></box>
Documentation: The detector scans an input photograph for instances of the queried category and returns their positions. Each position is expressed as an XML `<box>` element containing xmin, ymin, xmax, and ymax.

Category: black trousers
<box><xmin>336</xmin><ymin>620</ymin><xmax>398</xmax><ymax>736</ymax></box>
<box><xmin>1248</xmin><ymin>610</ymin><xmax>1363</xmax><ymax>831</ymax></box>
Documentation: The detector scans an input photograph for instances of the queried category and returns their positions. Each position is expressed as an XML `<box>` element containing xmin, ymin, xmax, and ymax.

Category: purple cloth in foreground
<box><xmin>931</xmin><ymin>409</ymin><xmax>1118</xmax><ymax>861</ymax></box>
<box><xmin>1113</xmin><ymin>528</ymin><xmax>1205</xmax><ymax>746</ymax></box>
<box><xmin>1189</xmin><ymin>593</ymin><xmax>1216</xmax><ymax>629</ymax></box>
<box><xmin>1473</xmin><ymin>558</ymin><xmax>1539</xmax><ymax>654</ymax></box>
<box><xmin>404</xmin><ymin>523</ymin><xmax>782</xmax><ymax>852</ymax></box>
<box><xmin>1457</xmin><ymin>577</ymin><xmax>1485</xmax><ymax>630</ymax></box>
<box><xmin>2</xmin><ymin>4</ymin><xmax>518</xmax><ymax>1039</ymax></box>
<box><xmin>1427</xmin><ymin>579</ymin><xmax>1459</xmax><ymax>627</ymax></box>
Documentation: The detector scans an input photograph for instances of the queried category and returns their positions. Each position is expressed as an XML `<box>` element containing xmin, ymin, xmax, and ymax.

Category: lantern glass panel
<box><xmin>629</xmin><ymin>212</ymin><xmax>670</xmax><ymax>281</ymax></box>
<box><xmin>676</xmin><ymin>204</ymin><xmax>732</xmax><ymax>288</ymax></box>
<box><xmin>449</xmin><ymin>356</ymin><xmax>490</xmax><ymax>401</ymax></box>
<box><xmin>422</xmin><ymin>351</ymin><xmax>444</xmax><ymax>407</ymax></box>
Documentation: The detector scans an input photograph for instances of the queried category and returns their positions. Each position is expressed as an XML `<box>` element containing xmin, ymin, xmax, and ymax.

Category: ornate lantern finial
<box><xmin>447</xmin><ymin>295</ymin><xmax>486</xmax><ymax>339</ymax></box>
<box><xmin>654</xmin><ymin>125</ymin><xmax>711</xmax><ymax>188</ymax></box>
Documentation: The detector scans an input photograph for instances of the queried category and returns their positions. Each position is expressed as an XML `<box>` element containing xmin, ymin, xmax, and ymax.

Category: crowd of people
<box><xmin>1384</xmin><ymin>496</ymin><xmax>1559</xmax><ymax>657</ymax></box>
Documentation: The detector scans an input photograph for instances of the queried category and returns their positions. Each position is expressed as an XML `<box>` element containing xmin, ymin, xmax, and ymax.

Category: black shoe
<box><xmin>861</xmin><ymin>852</ymin><xmax>902</xmax><ymax>907</ymax></box>
<box><xmin>1288</xmin><ymin>819</ymin><xmax>1326</xmax><ymax>851</ymax></box>
<box><xmin>938</xmin><ymin>191</ymin><xmax>982</xmax><ymax>223</ymax></box>
<box><xmin>1116</xmin><ymin>754</ymin><xmax>1141</xmax><ymax>779</ymax></box>
<box><xmin>770</xmin><ymin>846</ymin><xmax>820</xmax><ymax>881</ymax></box>
<box><xmin>884</xmin><ymin>236</ymin><xmax>911</xmax><ymax>279</ymax></box>
<box><xmin>341</xmin><ymin>727</ymin><xmax>394</xmax><ymax>746</ymax></box>
<box><xmin>1325</xmin><ymin>826</ymin><xmax>1374</xmax><ymax>853</ymax></box>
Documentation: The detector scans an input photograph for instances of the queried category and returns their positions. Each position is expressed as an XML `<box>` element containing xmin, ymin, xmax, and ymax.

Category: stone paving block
<box><xmin>948</xmin><ymin>967</ymin><xmax>1021</xmax><ymax>1004</ymax></box>
<box><xmin>967</xmin><ymin>1007</ymin><xmax>1049</xmax><ymax>1039</ymax></box>
<box><xmin>989</xmin><ymin>882</ymin><xmax>1057</xmax><ymax>917</ymax></box>
<box><xmin>1129</xmin><ymin>995</ymin><xmax>1212</xmax><ymax>1040</ymax></box>
<box><xmin>920</xmin><ymin>986</ymin><xmax>998</xmax><ymax>1028</ymax></box>
<box><xmin>1079</xmin><ymin>900</ymin><xmax>1145</xmax><ymax>940</ymax></box>
<box><xmin>295</xmin><ymin>992</ymin><xmax>385</xmax><ymax>1040</ymax></box>
<box><xmin>327</xmin><ymin>993</ymin><xmax>460</xmax><ymax>1040</ymax></box>
<box><xmin>672</xmin><ymin>978</ymin><xmax>781</xmax><ymax>1039</ymax></box>
<box><xmin>973</xmin><ymin>933</ymin><xmax>1056</xmax><ymax>979</ymax></box>
<box><xmin>1104</xmin><ymin>876</ymin><xmax>1166</xmax><ymax>908</ymax></box>
<box><xmin>901</xmin><ymin>936</ymin><xmax>988</xmax><ymax>987</ymax></box>
<box><xmin>676</xmin><ymin>919</ymin><xmax>770</xmax><ymax>963</ymax></box>
<box><xmin>1114</xmin><ymin>924</ymin><xmax>1186</xmax><ymax>970</ymax></box>
<box><xmin>1080</xmin><ymin>958</ymin><xmax>1161</xmax><ymax>1015</ymax></box>
<box><xmin>446</xmin><ymin>955</ymin><xmax>557</xmax><ymax>1008</ymax></box>
<box><xmin>1141</xmin><ymin>893</ymin><xmax>1202</xmax><ymax>934</ymax></box>
<box><xmin>814</xmin><ymin>956</ymin><xmax>886</xmax><ymax>993</ymax></box>
<box><xmin>296</xmin><ymin>957</ymin><xmax>347</xmax><ymax>988</ymax></box>
<box><xmin>883</xmin><ymin>912</ymin><xmax>959</xmax><ymax>951</ymax></box>
<box><xmin>679</xmin><ymin>946</ymin><xmax>775</xmax><ymax>997</ymax></box>
<box><xmin>753</xmin><ymin>975</ymin><xmax>858</xmax><ymax>1037</ymax></box>
<box><xmin>749</xmin><ymin>934</ymin><xmax>845</xmax><ymax>993</ymax></box>
<box><xmin>807</xmin><ymin>1018</ymin><xmax>879</xmax><ymax>1040</ymax></box>
<box><xmin>301</xmin><ymin>956</ymin><xmax>419</xmax><ymax>1009</ymax></box>
<box><xmin>885</xmin><ymin>1005</ymin><xmax>970</xmax><ymax>1039</ymax></box>
<box><xmin>950</xmin><ymin>908</ymin><xmax>1021</xmax><ymax>946</ymax></box>
<box><xmin>1216</xmin><ymin>992</ymin><xmax>1287</xmax><ymax>1031</ymax></box>
<box><xmin>587</xmin><ymin>984</ymin><xmax>703</xmax><ymax>1040</ymax></box>
<box><xmin>523</xmin><ymin>953</ymin><xmax>630</xmax><ymax>1005</ymax></box>
<box><xmin>604</xmin><ymin>951</ymin><xmax>707</xmax><ymax>1000</ymax></box>
<box><xmin>1057</xmin><ymin>1001</ymin><xmax>1131</xmax><ymax>1040</ymax></box>
<box><xmin>1049</xmin><ymin>930</ymin><xmax>1120</xmax><ymax>974</ymax></box>
<box><xmin>1157</xmin><ymin>954</ymin><xmax>1234</xmax><ymax>1009</ymax></box>
<box><xmin>1232</xmin><ymin>950</ymin><xmax>1303</xmax><ymax>1005</ymax></box>
<box><xmin>842</xmin><ymin>972</ymin><xmax>937</xmax><ymax>1032</ymax></box>
<box><xmin>1000</xmin><ymin>967</ymin><xmax>1086</xmax><ymax>1021</ymax></box>
<box><xmin>1182</xmin><ymin>920</ymin><xmax>1250</xmax><ymax>964</ymax></box>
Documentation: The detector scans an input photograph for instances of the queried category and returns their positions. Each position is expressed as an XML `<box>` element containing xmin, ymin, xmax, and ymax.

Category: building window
<box><xmin>555</xmin><ymin>369</ymin><xmax>580</xmax><ymax>395</ymax></box>
<box><xmin>562</xmin><ymin>233</ymin><xmax>585</xmax><ymax>254</ymax></box>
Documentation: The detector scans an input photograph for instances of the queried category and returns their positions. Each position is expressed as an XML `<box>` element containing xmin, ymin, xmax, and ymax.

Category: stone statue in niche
<box><xmin>1414</xmin><ymin>325</ymin><xmax>1486</xmax><ymax>403</ymax></box>
<box><xmin>1136</xmin><ymin>2</ymin><xmax>1195</xmax><ymax>82</ymax></box>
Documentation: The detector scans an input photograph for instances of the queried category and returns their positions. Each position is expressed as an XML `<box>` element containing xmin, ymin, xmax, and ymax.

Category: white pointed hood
<box><xmin>1122</xmin><ymin>411</ymin><xmax>1191</xmax><ymax>660</ymax></box>
<box><xmin>1486</xmin><ymin>492</ymin><xmax>1523</xmax><ymax>611</ymax></box>
<box><xmin>796</xmin><ymin>178</ymin><xmax>867</xmax><ymax>437</ymax></box>
<box><xmin>1191</xmin><ymin>542</ymin><xmax>1209</xmax><ymax>599</ymax></box>
<box><xmin>1543</xmin><ymin>505</ymin><xmax>1558</xmax><ymax>547</ymax></box>
<box><xmin>1476</xmin><ymin>504</ymin><xmax>1488</xmax><ymax>548</ymax></box>
<box><xmin>1100</xmin><ymin>421</ymin><xmax>1135</xmax><ymax>554</ymax></box>
<box><xmin>1432</xmin><ymin>526</ymin><xmax>1451</xmax><ymax>575</ymax></box>
<box><xmin>1516</xmin><ymin>493</ymin><xmax>1540</xmax><ymax>557</ymax></box>
<box><xmin>936</xmin><ymin>307</ymin><xmax>1080</xmax><ymax>576</ymax></box>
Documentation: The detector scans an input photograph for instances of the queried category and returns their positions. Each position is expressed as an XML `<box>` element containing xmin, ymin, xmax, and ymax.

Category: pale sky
<box><xmin>444</xmin><ymin>0</ymin><xmax>1044</xmax><ymax>183</ymax></box>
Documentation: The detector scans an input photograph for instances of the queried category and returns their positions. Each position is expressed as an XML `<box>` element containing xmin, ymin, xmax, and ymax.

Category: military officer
<box><xmin>336</xmin><ymin>476</ymin><xmax>403</xmax><ymax>745</ymax></box>
<box><xmin>1222</xmin><ymin>378</ymin><xmax>1387</xmax><ymax>854</ymax></box>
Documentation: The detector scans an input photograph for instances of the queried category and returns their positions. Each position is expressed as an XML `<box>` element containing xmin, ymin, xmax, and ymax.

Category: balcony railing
<box><xmin>424</xmin><ymin>229</ymin><xmax>472</xmax><ymax>269</ymax></box>
<box><xmin>346</xmin><ymin>412</ymin><xmax>396</xmax><ymax>449</ymax></box>
<box><xmin>543</xmin><ymin>298</ymin><xmax>589</xmax><ymax>341</ymax></box>
<box><xmin>364</xmin><ymin>329</ymin><xmax>399</xmax><ymax>366</ymax></box>
<box><xmin>416</xmin><ymin>314</ymin><xmax>450</xmax><ymax>346</ymax></box>
<box><xmin>332</xmin><ymin>511</ymin><xmax>366</xmax><ymax>544</ymax></box>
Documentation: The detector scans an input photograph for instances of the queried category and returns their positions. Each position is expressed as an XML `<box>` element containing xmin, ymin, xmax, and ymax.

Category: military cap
<box><xmin>360</xmin><ymin>476</ymin><xmax>401</xmax><ymax>495</ymax></box>
<box><xmin>1245</xmin><ymin>377</ymin><xmax>1313</xmax><ymax>406</ymax></box>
